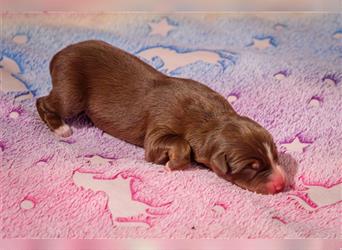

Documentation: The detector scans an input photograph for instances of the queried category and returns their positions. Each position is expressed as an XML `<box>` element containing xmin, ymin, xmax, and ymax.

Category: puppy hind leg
<box><xmin>36</xmin><ymin>96</ymin><xmax>72</xmax><ymax>137</ymax></box>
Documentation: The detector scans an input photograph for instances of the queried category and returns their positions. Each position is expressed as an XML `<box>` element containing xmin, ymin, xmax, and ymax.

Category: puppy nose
<box><xmin>266</xmin><ymin>181</ymin><xmax>284</xmax><ymax>194</ymax></box>
<box><xmin>273</xmin><ymin>181</ymin><xmax>285</xmax><ymax>192</ymax></box>
<box><xmin>267</xmin><ymin>174</ymin><xmax>286</xmax><ymax>194</ymax></box>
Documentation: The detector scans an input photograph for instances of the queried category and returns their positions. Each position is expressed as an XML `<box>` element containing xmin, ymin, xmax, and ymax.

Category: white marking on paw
<box><xmin>54</xmin><ymin>124</ymin><xmax>72</xmax><ymax>137</ymax></box>
<box><xmin>227</xmin><ymin>95</ymin><xmax>237</xmax><ymax>103</ymax></box>
<box><xmin>164</xmin><ymin>162</ymin><xmax>172</xmax><ymax>172</ymax></box>
<box><xmin>102</xmin><ymin>132</ymin><xmax>113</xmax><ymax>139</ymax></box>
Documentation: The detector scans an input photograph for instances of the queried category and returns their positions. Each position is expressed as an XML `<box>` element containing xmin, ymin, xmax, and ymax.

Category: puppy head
<box><xmin>209</xmin><ymin>116</ymin><xmax>286</xmax><ymax>194</ymax></box>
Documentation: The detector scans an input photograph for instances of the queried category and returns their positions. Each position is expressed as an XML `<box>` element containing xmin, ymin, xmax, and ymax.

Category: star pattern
<box><xmin>252</xmin><ymin>37</ymin><xmax>273</xmax><ymax>49</ymax></box>
<box><xmin>148</xmin><ymin>18</ymin><xmax>176</xmax><ymax>36</ymax></box>
<box><xmin>13</xmin><ymin>34</ymin><xmax>28</xmax><ymax>44</ymax></box>
<box><xmin>281</xmin><ymin>136</ymin><xmax>311</xmax><ymax>153</ymax></box>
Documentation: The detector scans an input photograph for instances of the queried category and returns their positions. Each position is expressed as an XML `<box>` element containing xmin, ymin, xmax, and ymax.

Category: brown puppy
<box><xmin>36</xmin><ymin>40</ymin><xmax>286</xmax><ymax>194</ymax></box>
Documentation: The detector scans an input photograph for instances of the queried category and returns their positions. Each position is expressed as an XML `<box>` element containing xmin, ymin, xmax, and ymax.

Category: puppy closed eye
<box><xmin>240</xmin><ymin>167</ymin><xmax>259</xmax><ymax>180</ymax></box>
<box><xmin>241</xmin><ymin>162</ymin><xmax>262</xmax><ymax>179</ymax></box>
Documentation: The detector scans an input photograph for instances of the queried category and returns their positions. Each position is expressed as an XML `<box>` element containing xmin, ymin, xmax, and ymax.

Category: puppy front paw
<box><xmin>54</xmin><ymin>124</ymin><xmax>73</xmax><ymax>137</ymax></box>
<box><xmin>164</xmin><ymin>161</ymin><xmax>190</xmax><ymax>172</ymax></box>
<box><xmin>164</xmin><ymin>162</ymin><xmax>172</xmax><ymax>172</ymax></box>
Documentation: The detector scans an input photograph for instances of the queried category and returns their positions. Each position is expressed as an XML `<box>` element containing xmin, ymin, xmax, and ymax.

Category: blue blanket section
<box><xmin>1</xmin><ymin>14</ymin><xmax>341</xmax><ymax>98</ymax></box>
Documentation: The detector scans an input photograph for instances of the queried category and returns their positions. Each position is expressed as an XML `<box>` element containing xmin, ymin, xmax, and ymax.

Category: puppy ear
<box><xmin>210</xmin><ymin>152</ymin><xmax>230</xmax><ymax>177</ymax></box>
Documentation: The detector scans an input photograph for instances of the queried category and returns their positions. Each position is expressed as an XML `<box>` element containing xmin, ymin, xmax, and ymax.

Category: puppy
<box><xmin>36</xmin><ymin>40</ymin><xmax>286</xmax><ymax>194</ymax></box>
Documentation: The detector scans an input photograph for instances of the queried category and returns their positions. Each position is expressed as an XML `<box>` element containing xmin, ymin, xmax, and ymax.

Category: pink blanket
<box><xmin>1</xmin><ymin>13</ymin><xmax>341</xmax><ymax>238</ymax></box>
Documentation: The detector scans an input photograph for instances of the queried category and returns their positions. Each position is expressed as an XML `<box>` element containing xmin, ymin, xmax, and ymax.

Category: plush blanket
<box><xmin>1</xmin><ymin>13</ymin><xmax>341</xmax><ymax>239</ymax></box>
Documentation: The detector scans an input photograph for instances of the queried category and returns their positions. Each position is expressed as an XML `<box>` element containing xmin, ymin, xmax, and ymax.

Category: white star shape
<box><xmin>281</xmin><ymin>136</ymin><xmax>311</xmax><ymax>153</ymax></box>
<box><xmin>251</xmin><ymin>38</ymin><xmax>273</xmax><ymax>49</ymax></box>
<box><xmin>148</xmin><ymin>18</ymin><xmax>176</xmax><ymax>36</ymax></box>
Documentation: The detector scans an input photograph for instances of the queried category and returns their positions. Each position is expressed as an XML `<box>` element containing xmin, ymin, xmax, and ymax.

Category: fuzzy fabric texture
<box><xmin>1</xmin><ymin>13</ymin><xmax>341</xmax><ymax>239</ymax></box>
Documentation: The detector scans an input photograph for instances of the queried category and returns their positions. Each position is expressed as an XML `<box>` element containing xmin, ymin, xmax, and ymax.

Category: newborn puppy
<box><xmin>36</xmin><ymin>40</ymin><xmax>286</xmax><ymax>194</ymax></box>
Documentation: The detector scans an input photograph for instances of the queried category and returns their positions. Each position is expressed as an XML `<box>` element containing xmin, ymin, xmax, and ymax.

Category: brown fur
<box><xmin>36</xmin><ymin>40</ymin><xmax>285</xmax><ymax>194</ymax></box>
